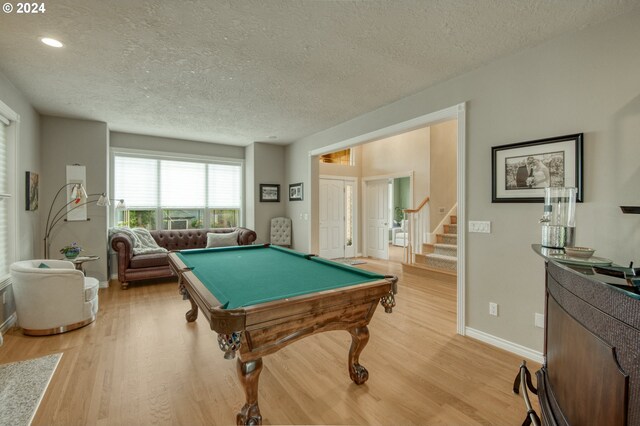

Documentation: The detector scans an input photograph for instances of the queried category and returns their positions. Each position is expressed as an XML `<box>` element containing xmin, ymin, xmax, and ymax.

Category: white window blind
<box><xmin>0</xmin><ymin>120</ymin><xmax>9</xmax><ymax>278</ymax></box>
<box><xmin>160</xmin><ymin>160</ymin><xmax>206</xmax><ymax>208</ymax></box>
<box><xmin>113</xmin><ymin>152</ymin><xmax>243</xmax><ymax>229</ymax></box>
<box><xmin>114</xmin><ymin>156</ymin><xmax>158</xmax><ymax>208</ymax></box>
<box><xmin>208</xmin><ymin>163</ymin><xmax>241</xmax><ymax>208</ymax></box>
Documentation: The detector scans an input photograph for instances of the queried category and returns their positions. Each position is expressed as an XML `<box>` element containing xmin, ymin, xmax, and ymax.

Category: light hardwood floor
<box><xmin>1</xmin><ymin>258</ymin><xmax>538</xmax><ymax>425</ymax></box>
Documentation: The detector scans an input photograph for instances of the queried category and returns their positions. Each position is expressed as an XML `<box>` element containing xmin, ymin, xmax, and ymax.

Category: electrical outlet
<box><xmin>535</xmin><ymin>313</ymin><xmax>545</xmax><ymax>328</ymax></box>
<box><xmin>469</xmin><ymin>221</ymin><xmax>491</xmax><ymax>233</ymax></box>
<box><xmin>489</xmin><ymin>302</ymin><xmax>498</xmax><ymax>316</ymax></box>
<box><xmin>439</xmin><ymin>207</ymin><xmax>445</xmax><ymax>214</ymax></box>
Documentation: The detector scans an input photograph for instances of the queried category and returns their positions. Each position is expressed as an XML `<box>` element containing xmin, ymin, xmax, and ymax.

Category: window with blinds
<box><xmin>113</xmin><ymin>153</ymin><xmax>243</xmax><ymax>230</ymax></box>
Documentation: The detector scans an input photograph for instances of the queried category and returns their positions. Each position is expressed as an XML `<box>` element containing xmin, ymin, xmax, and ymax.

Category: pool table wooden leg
<box><xmin>185</xmin><ymin>296</ymin><xmax>199</xmax><ymax>322</ymax></box>
<box><xmin>348</xmin><ymin>325</ymin><xmax>370</xmax><ymax>385</ymax></box>
<box><xmin>178</xmin><ymin>279</ymin><xmax>198</xmax><ymax>322</ymax></box>
<box><xmin>236</xmin><ymin>357</ymin><xmax>263</xmax><ymax>425</ymax></box>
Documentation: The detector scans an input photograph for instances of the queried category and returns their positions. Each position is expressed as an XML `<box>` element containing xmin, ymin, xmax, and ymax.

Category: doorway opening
<box><xmin>308</xmin><ymin>103</ymin><xmax>467</xmax><ymax>335</ymax></box>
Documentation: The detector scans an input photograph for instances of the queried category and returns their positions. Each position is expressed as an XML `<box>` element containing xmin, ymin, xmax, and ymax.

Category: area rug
<box><xmin>334</xmin><ymin>258</ymin><xmax>367</xmax><ymax>266</ymax></box>
<box><xmin>0</xmin><ymin>353</ymin><xmax>62</xmax><ymax>426</ymax></box>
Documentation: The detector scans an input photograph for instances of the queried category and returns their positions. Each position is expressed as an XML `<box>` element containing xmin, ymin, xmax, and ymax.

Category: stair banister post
<box><xmin>403</xmin><ymin>210</ymin><xmax>409</xmax><ymax>263</ymax></box>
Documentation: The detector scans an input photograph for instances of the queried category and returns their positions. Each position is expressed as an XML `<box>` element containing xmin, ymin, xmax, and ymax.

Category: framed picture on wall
<box><xmin>25</xmin><ymin>171</ymin><xmax>39</xmax><ymax>211</ymax></box>
<box><xmin>260</xmin><ymin>184</ymin><xmax>280</xmax><ymax>202</ymax></box>
<box><xmin>289</xmin><ymin>182</ymin><xmax>303</xmax><ymax>201</ymax></box>
<box><xmin>491</xmin><ymin>133</ymin><xmax>583</xmax><ymax>203</ymax></box>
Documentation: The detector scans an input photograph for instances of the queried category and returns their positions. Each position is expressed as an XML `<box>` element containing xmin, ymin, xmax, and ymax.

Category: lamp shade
<box><xmin>96</xmin><ymin>193</ymin><xmax>111</xmax><ymax>206</ymax></box>
<box><xmin>115</xmin><ymin>199</ymin><xmax>126</xmax><ymax>209</ymax></box>
<box><xmin>70</xmin><ymin>183</ymin><xmax>86</xmax><ymax>203</ymax></box>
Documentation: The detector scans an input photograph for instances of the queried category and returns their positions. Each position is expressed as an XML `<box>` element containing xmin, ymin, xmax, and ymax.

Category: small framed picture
<box><xmin>491</xmin><ymin>133</ymin><xmax>583</xmax><ymax>203</ymax></box>
<box><xmin>289</xmin><ymin>182</ymin><xmax>303</xmax><ymax>201</ymax></box>
<box><xmin>25</xmin><ymin>171</ymin><xmax>39</xmax><ymax>211</ymax></box>
<box><xmin>259</xmin><ymin>184</ymin><xmax>280</xmax><ymax>202</ymax></box>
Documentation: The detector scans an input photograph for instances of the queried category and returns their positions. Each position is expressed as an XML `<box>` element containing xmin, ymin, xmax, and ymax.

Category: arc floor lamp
<box><xmin>43</xmin><ymin>182</ymin><xmax>110</xmax><ymax>259</ymax></box>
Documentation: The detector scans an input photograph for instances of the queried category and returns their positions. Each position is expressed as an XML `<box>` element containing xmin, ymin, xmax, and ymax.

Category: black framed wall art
<box><xmin>289</xmin><ymin>182</ymin><xmax>303</xmax><ymax>201</ymax></box>
<box><xmin>491</xmin><ymin>133</ymin><xmax>583</xmax><ymax>203</ymax></box>
<box><xmin>259</xmin><ymin>184</ymin><xmax>280</xmax><ymax>202</ymax></box>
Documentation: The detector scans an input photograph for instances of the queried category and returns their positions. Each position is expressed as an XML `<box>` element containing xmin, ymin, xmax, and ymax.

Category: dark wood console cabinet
<box><xmin>527</xmin><ymin>253</ymin><xmax>640</xmax><ymax>425</ymax></box>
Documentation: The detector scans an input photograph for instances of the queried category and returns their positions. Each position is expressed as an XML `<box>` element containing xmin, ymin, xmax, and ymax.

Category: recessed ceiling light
<box><xmin>40</xmin><ymin>37</ymin><xmax>63</xmax><ymax>48</ymax></box>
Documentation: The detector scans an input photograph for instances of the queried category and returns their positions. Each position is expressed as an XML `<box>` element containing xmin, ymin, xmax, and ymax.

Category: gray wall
<box><xmin>285</xmin><ymin>10</ymin><xmax>640</xmax><ymax>353</ymax></box>
<box><xmin>41</xmin><ymin>117</ymin><xmax>109</xmax><ymax>283</ymax></box>
<box><xmin>246</xmin><ymin>143</ymin><xmax>286</xmax><ymax>242</ymax></box>
<box><xmin>110</xmin><ymin>131</ymin><xmax>244</xmax><ymax>159</ymax></box>
<box><xmin>0</xmin><ymin>72</ymin><xmax>40</xmax><ymax>261</ymax></box>
<box><xmin>245</xmin><ymin>144</ymin><xmax>256</xmax><ymax>231</ymax></box>
<box><xmin>0</xmin><ymin>70</ymin><xmax>40</xmax><ymax>330</ymax></box>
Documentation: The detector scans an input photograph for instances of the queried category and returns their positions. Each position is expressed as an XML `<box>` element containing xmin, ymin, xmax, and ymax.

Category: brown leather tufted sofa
<box><xmin>110</xmin><ymin>227</ymin><xmax>257</xmax><ymax>289</ymax></box>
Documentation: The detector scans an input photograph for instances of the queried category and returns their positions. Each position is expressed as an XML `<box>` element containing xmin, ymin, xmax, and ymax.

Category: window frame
<box><xmin>110</xmin><ymin>147</ymin><xmax>244</xmax><ymax>231</ymax></box>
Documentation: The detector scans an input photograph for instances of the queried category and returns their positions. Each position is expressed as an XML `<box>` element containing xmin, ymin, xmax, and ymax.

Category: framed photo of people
<box><xmin>491</xmin><ymin>133</ymin><xmax>583</xmax><ymax>203</ymax></box>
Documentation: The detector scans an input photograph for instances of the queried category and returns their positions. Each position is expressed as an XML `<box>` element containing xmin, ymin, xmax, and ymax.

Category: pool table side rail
<box><xmin>241</xmin><ymin>287</ymin><xmax>387</xmax><ymax>360</ymax></box>
<box><xmin>193</xmin><ymin>276</ymin><xmax>393</xmax><ymax>361</ymax></box>
<box><xmin>169</xmin><ymin>252</ymin><xmax>246</xmax><ymax>332</ymax></box>
<box><xmin>178</xmin><ymin>266</ymin><xmax>393</xmax><ymax>332</ymax></box>
<box><xmin>239</xmin><ymin>278</ymin><xmax>393</xmax><ymax>325</ymax></box>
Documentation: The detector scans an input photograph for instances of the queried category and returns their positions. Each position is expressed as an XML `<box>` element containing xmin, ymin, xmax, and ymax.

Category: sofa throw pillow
<box><xmin>206</xmin><ymin>231</ymin><xmax>239</xmax><ymax>248</ymax></box>
<box><xmin>38</xmin><ymin>262</ymin><xmax>51</xmax><ymax>269</ymax></box>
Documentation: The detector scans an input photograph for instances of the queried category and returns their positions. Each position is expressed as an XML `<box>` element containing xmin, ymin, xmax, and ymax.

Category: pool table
<box><xmin>168</xmin><ymin>244</ymin><xmax>397</xmax><ymax>425</ymax></box>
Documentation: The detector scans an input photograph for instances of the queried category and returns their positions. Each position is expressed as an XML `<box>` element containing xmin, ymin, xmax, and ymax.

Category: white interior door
<box><xmin>319</xmin><ymin>179</ymin><xmax>345</xmax><ymax>259</ymax></box>
<box><xmin>366</xmin><ymin>180</ymin><xmax>389</xmax><ymax>260</ymax></box>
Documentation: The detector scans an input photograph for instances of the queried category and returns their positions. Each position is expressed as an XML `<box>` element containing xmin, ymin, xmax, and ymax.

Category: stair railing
<box><xmin>402</xmin><ymin>196</ymin><xmax>429</xmax><ymax>264</ymax></box>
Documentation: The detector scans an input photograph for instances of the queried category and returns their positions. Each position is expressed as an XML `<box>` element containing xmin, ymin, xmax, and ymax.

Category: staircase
<box><xmin>405</xmin><ymin>214</ymin><xmax>457</xmax><ymax>282</ymax></box>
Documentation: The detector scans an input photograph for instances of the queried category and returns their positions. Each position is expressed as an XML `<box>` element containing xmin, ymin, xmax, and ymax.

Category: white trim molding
<box><xmin>465</xmin><ymin>327</ymin><xmax>544</xmax><ymax>364</ymax></box>
<box><xmin>1</xmin><ymin>312</ymin><xmax>17</xmax><ymax>339</ymax></box>
<box><xmin>456</xmin><ymin>102</ymin><xmax>466</xmax><ymax>335</ymax></box>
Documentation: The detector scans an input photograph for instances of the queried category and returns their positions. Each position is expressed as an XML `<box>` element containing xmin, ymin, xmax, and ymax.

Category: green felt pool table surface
<box><xmin>175</xmin><ymin>244</ymin><xmax>385</xmax><ymax>309</ymax></box>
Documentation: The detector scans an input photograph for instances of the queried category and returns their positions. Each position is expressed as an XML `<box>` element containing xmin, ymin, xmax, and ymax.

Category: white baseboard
<box><xmin>99</xmin><ymin>280</ymin><xmax>109</xmax><ymax>289</ymax></box>
<box><xmin>0</xmin><ymin>312</ymin><xmax>17</xmax><ymax>345</ymax></box>
<box><xmin>465</xmin><ymin>327</ymin><xmax>544</xmax><ymax>364</ymax></box>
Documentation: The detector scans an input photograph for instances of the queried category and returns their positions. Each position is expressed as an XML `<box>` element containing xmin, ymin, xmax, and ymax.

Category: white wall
<box><xmin>361</xmin><ymin>127</ymin><xmax>430</xmax><ymax>203</ymax></box>
<box><xmin>41</xmin><ymin>116</ymin><xmax>109</xmax><ymax>284</ymax></box>
<box><xmin>285</xmin><ymin>10</ymin><xmax>640</xmax><ymax>353</ymax></box>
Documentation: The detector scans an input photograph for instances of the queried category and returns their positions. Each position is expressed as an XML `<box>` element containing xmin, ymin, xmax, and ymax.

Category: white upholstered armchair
<box><xmin>270</xmin><ymin>217</ymin><xmax>292</xmax><ymax>247</ymax></box>
<box><xmin>10</xmin><ymin>259</ymin><xmax>99</xmax><ymax>336</ymax></box>
<box><xmin>392</xmin><ymin>220</ymin><xmax>408</xmax><ymax>247</ymax></box>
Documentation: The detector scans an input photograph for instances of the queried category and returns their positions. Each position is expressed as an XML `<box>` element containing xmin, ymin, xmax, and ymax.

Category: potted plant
<box><xmin>60</xmin><ymin>242</ymin><xmax>82</xmax><ymax>259</ymax></box>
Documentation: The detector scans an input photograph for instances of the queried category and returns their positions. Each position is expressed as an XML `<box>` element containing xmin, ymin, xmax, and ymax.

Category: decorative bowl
<box><xmin>564</xmin><ymin>246</ymin><xmax>595</xmax><ymax>259</ymax></box>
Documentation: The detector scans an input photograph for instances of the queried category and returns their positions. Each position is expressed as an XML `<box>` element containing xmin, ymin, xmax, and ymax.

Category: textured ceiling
<box><xmin>0</xmin><ymin>1</ymin><xmax>638</xmax><ymax>146</ymax></box>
